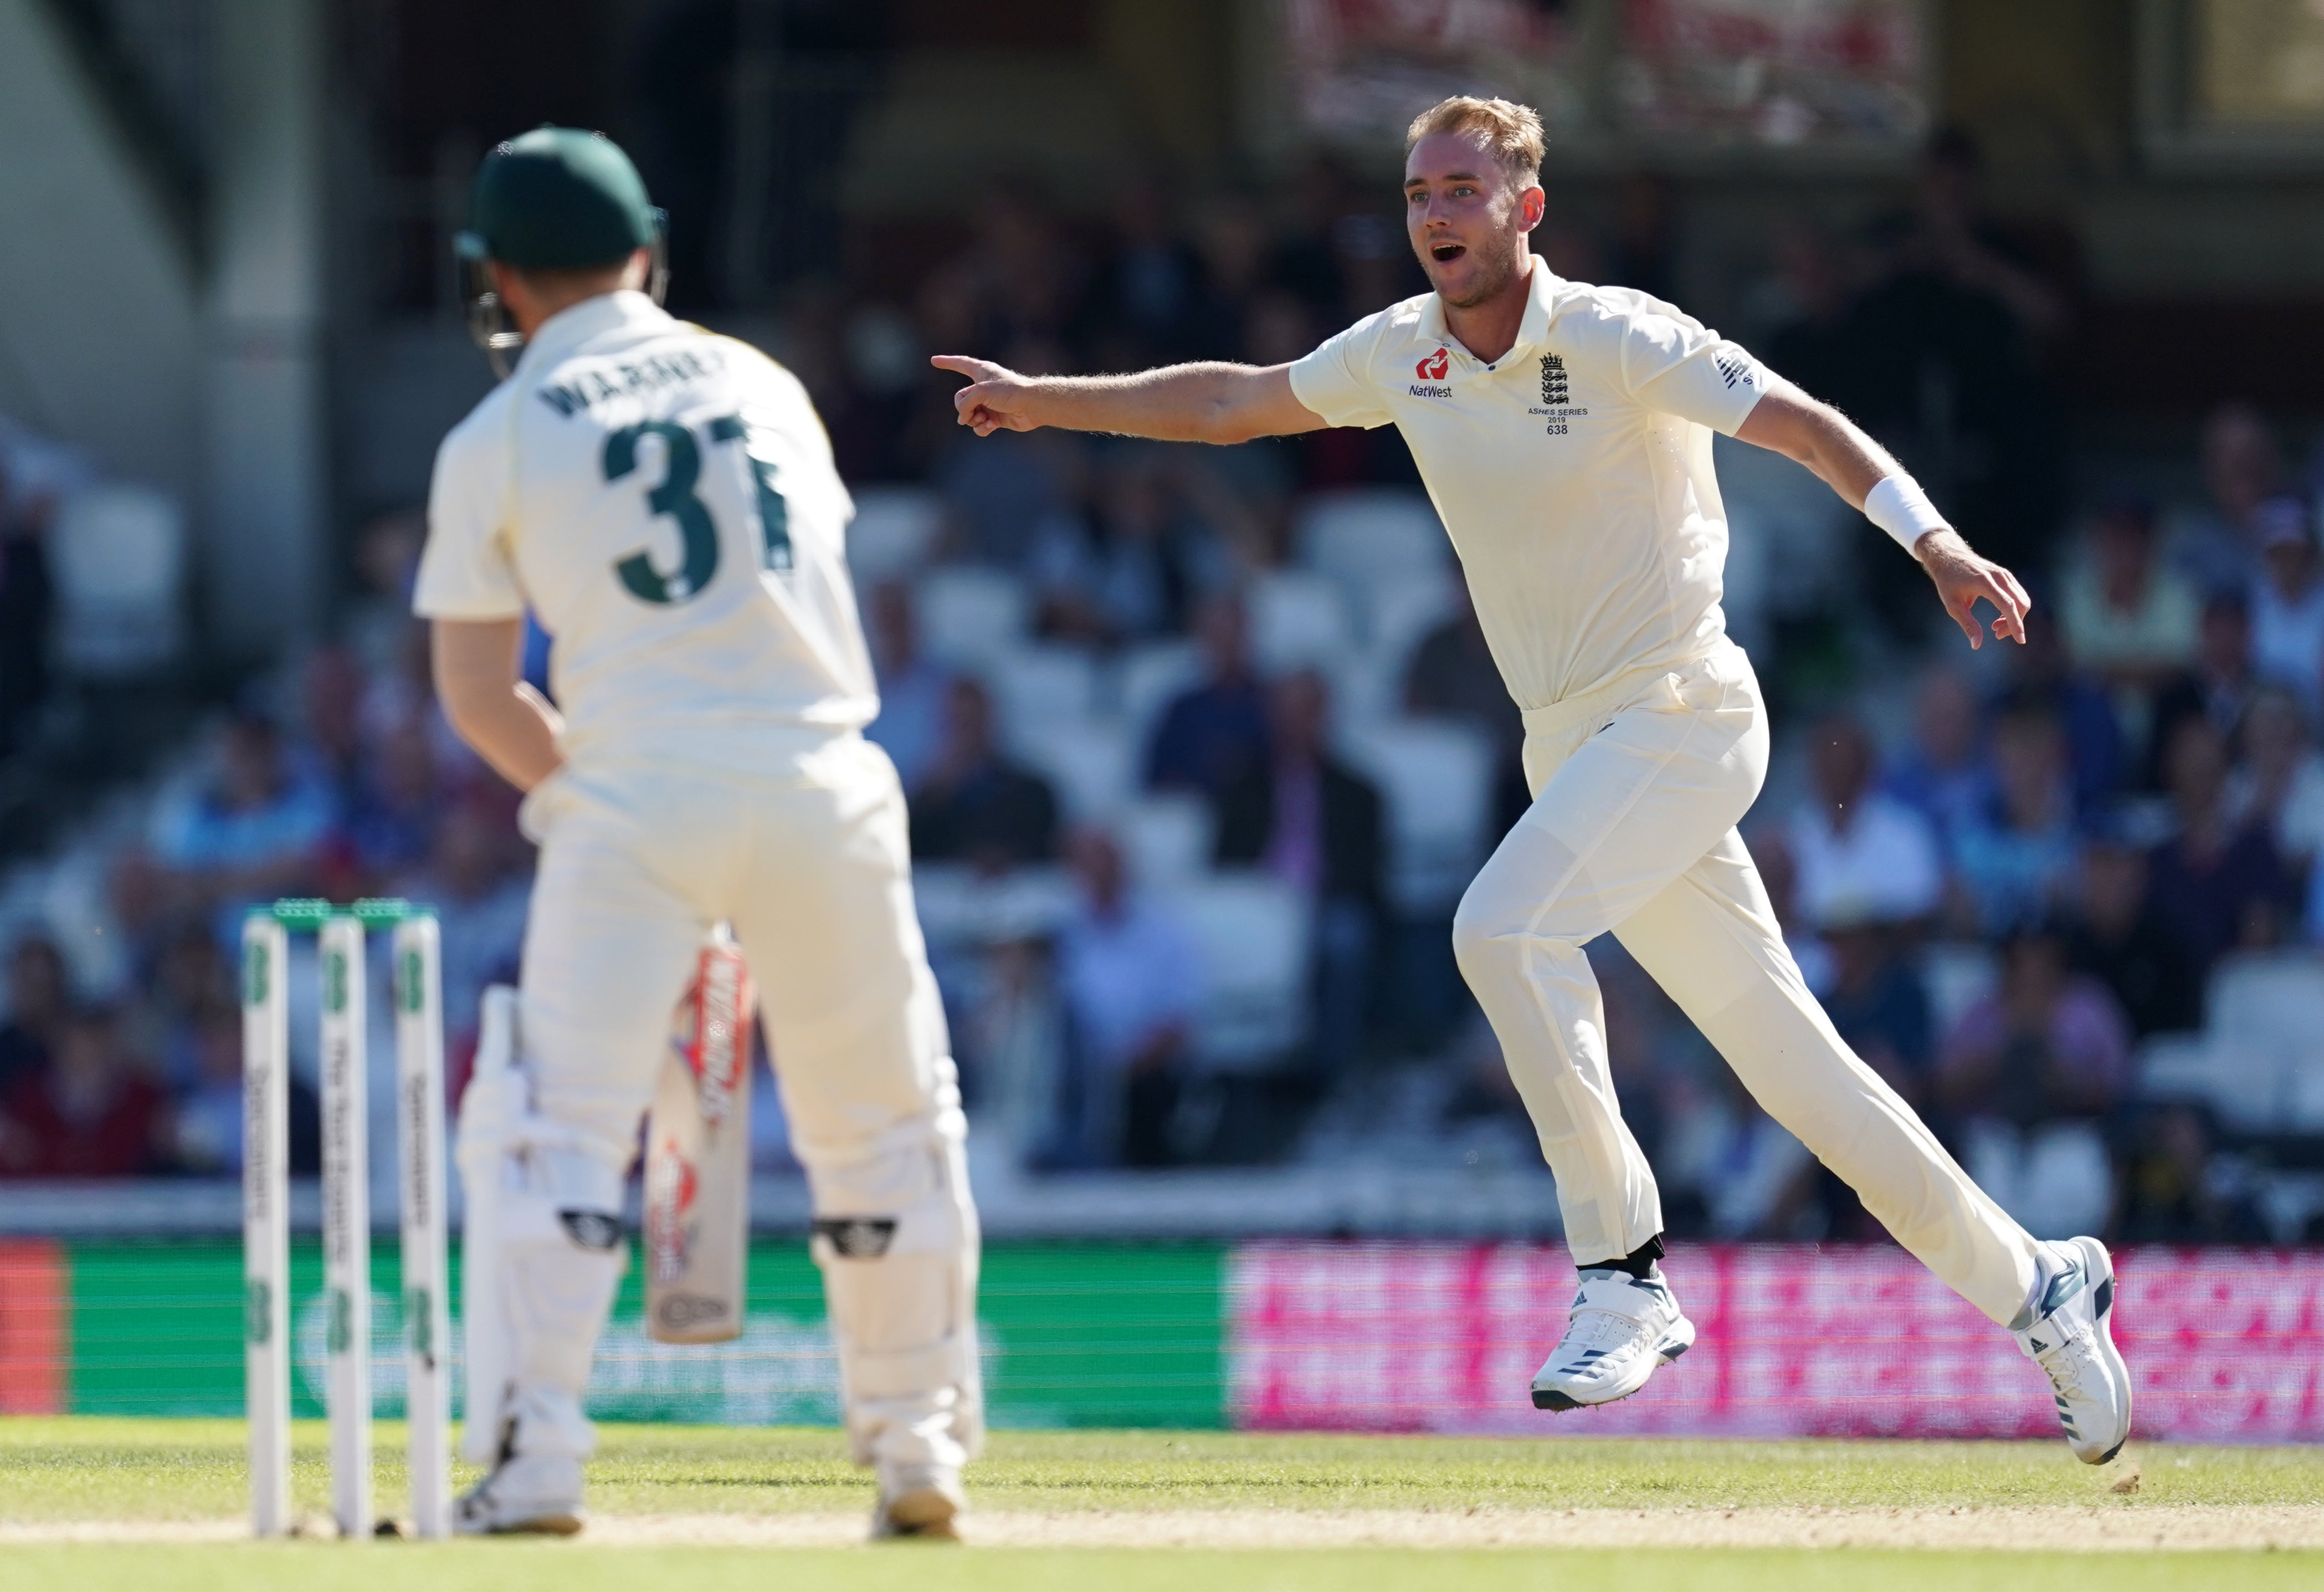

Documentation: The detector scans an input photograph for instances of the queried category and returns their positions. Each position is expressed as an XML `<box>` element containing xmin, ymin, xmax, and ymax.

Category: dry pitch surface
<box><xmin>1</xmin><ymin>1419</ymin><xmax>2318</xmax><ymax>1590</ymax></box>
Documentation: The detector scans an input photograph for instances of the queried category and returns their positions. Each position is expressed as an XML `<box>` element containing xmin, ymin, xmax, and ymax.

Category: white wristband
<box><xmin>1863</xmin><ymin>474</ymin><xmax>1949</xmax><ymax>554</ymax></box>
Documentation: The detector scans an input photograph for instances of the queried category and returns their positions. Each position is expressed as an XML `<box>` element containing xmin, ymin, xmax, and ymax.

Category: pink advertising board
<box><xmin>1229</xmin><ymin>1242</ymin><xmax>2324</xmax><ymax>1442</ymax></box>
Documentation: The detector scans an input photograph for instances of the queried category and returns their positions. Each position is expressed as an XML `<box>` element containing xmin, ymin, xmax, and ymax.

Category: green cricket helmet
<box><xmin>454</xmin><ymin>127</ymin><xmax>669</xmax><ymax>377</ymax></box>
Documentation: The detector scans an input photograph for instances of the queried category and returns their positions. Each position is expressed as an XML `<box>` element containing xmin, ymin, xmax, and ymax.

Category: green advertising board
<box><xmin>55</xmin><ymin>1238</ymin><xmax>1225</xmax><ymax>1429</ymax></box>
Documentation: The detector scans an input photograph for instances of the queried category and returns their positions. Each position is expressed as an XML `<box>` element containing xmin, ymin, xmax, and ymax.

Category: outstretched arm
<box><xmin>1736</xmin><ymin>382</ymin><xmax>2031</xmax><ymax>651</ymax></box>
<box><xmin>931</xmin><ymin>356</ymin><xmax>1327</xmax><ymax>446</ymax></box>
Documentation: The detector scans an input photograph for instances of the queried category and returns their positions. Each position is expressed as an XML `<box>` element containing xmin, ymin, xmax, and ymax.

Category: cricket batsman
<box><xmin>936</xmin><ymin>98</ymin><xmax>2131</xmax><ymax>1462</ymax></box>
<box><xmin>418</xmin><ymin>128</ymin><xmax>979</xmax><ymax>1536</ymax></box>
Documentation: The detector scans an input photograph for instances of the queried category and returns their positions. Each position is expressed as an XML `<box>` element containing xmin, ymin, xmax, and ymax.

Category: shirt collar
<box><xmin>516</xmin><ymin>290</ymin><xmax>671</xmax><ymax>373</ymax></box>
<box><xmin>1414</xmin><ymin>255</ymin><xmax>1560</xmax><ymax>370</ymax></box>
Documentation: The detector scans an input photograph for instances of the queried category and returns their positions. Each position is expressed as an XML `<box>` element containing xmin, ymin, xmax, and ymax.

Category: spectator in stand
<box><xmin>1029</xmin><ymin>448</ymin><xmax>1223</xmax><ymax>648</ymax></box>
<box><xmin>2148</xmin><ymin>590</ymin><xmax>2260</xmax><ymax>790</ymax></box>
<box><xmin>2113</xmin><ymin>1103</ymin><xmax>2267</xmax><ymax>1243</ymax></box>
<box><xmin>0</xmin><ymin>1006</ymin><xmax>166</xmax><ymax>1178</ymax></box>
<box><xmin>1145</xmin><ymin>594</ymin><xmax>1271</xmax><ymax>803</ymax></box>
<box><xmin>1814</xmin><ymin>900</ymin><xmax>1936</xmax><ymax>1107</ymax></box>
<box><xmin>1936</xmin><ymin>921</ymin><xmax>2130</xmax><ymax>1238</ymax></box>
<box><xmin>2147</xmin><ymin>714</ymin><xmax>2300</xmax><ymax>985</ymax></box>
<box><xmin>148</xmin><ymin>705</ymin><xmax>335</xmax><ymax>938</ymax></box>
<box><xmin>2231</xmin><ymin>686</ymin><xmax>2324</xmax><ymax>882</ymax></box>
<box><xmin>2058</xmin><ymin>495</ymin><xmax>2199</xmax><ymax>776</ymax></box>
<box><xmin>1882</xmin><ymin>667</ymin><xmax>1991</xmax><ymax>850</ymax></box>
<box><xmin>0</xmin><ymin>934</ymin><xmax>67</xmax><ymax>1096</ymax></box>
<box><xmin>336</xmin><ymin>718</ymin><xmax>441</xmax><ymax>889</ymax></box>
<box><xmin>1951</xmin><ymin>693</ymin><xmax>2082</xmax><ymax>935</ymax></box>
<box><xmin>125</xmin><ymin>919</ymin><xmax>234</xmax><ymax>1096</ymax></box>
<box><xmin>1214</xmin><ymin>669</ymin><xmax>1384</xmax><ymax>1075</ymax></box>
<box><xmin>862</xmin><ymin>580</ymin><xmax>953</xmax><ymax>795</ymax></box>
<box><xmin>1788</xmin><ymin>711</ymin><xmax>1943</xmax><ymax>931</ymax></box>
<box><xmin>393</xmin><ymin>795</ymin><xmax>531</xmax><ymax>1051</ymax></box>
<box><xmin>1998</xmin><ymin>616</ymin><xmax>2121</xmax><ymax>820</ymax></box>
<box><xmin>163</xmin><ymin>1004</ymin><xmax>250</xmax><ymax>1175</ymax></box>
<box><xmin>2172</xmin><ymin>402</ymin><xmax>2286</xmax><ymax>597</ymax></box>
<box><xmin>343</xmin><ymin>510</ymin><xmax>425</xmax><ymax>676</ymax></box>
<box><xmin>2068</xmin><ymin>827</ymin><xmax>2203</xmax><ymax>1040</ymax></box>
<box><xmin>301</xmin><ymin>646</ymin><xmax>371</xmax><ymax>809</ymax></box>
<box><xmin>0</xmin><ymin>454</ymin><xmax>54</xmax><ymax>760</ymax></box>
<box><xmin>909</xmin><ymin>678</ymin><xmax>1060</xmax><ymax>873</ymax></box>
<box><xmin>1404</xmin><ymin>579</ymin><xmax>1530</xmax><ymax>836</ymax></box>
<box><xmin>1079</xmin><ymin>173</ymin><xmax>1208</xmax><ymax>368</ymax></box>
<box><xmin>1051</xmin><ymin>827</ymin><xmax>1202</xmax><ymax>1169</ymax></box>
<box><xmin>2247</xmin><ymin>496</ymin><xmax>2324</xmax><ymax>721</ymax></box>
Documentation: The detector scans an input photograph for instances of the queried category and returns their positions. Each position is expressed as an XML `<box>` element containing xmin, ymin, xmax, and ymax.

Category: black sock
<box><xmin>1581</xmin><ymin>1233</ymin><xmax>1665</xmax><ymax>1281</ymax></box>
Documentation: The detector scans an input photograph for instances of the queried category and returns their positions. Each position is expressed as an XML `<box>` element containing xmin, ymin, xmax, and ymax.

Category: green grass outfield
<box><xmin>2</xmin><ymin>1418</ymin><xmax>2318</xmax><ymax>1591</ymax></box>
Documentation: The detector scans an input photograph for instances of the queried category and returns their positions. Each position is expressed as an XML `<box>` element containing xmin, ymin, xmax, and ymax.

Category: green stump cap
<box><xmin>460</xmin><ymin>126</ymin><xmax>658</xmax><ymax>271</ymax></box>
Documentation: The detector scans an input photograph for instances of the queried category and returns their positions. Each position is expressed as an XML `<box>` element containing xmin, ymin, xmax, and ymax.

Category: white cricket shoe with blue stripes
<box><xmin>2014</xmin><ymin>1235</ymin><xmax>2133</xmax><ymax>1465</ymax></box>
<box><xmin>1530</xmin><ymin>1269</ymin><xmax>1696</xmax><ymax>1412</ymax></box>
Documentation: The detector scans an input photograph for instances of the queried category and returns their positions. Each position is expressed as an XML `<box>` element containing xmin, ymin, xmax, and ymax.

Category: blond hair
<box><xmin>1405</xmin><ymin>96</ymin><xmax>1544</xmax><ymax>186</ymax></box>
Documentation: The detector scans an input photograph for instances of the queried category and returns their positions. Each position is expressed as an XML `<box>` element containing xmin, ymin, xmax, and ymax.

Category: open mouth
<box><xmin>1429</xmin><ymin>240</ymin><xmax>1466</xmax><ymax>264</ymax></box>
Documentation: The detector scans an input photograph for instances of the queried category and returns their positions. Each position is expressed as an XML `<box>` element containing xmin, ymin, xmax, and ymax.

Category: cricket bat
<box><xmin>644</xmin><ymin>931</ymin><xmax>757</xmax><ymax>1344</ymax></box>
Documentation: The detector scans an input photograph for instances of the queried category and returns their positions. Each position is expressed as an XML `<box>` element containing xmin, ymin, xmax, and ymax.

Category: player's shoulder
<box><xmin>1546</xmin><ymin>278</ymin><xmax>1709</xmax><ymax>340</ymax></box>
<box><xmin>435</xmin><ymin>377</ymin><xmax>521</xmax><ymax>478</ymax></box>
<box><xmin>1320</xmin><ymin>293</ymin><xmax>1435</xmax><ymax>369</ymax></box>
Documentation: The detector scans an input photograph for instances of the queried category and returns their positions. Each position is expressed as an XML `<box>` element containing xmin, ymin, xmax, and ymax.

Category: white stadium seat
<box><xmin>1363</xmin><ymin>565</ymin><xmax>1458</xmax><ymax>672</ymax></box>
<box><xmin>1295</xmin><ymin>488</ymin><xmax>1447</xmax><ymax>596</ymax></box>
<box><xmin>1337</xmin><ymin>718</ymin><xmax>1493</xmax><ymax>917</ymax></box>
<box><xmin>845</xmin><ymin>485</ymin><xmax>942</xmax><ymax>582</ymax></box>
<box><xmin>990</xmin><ymin>643</ymin><xmax>1100</xmax><ymax>730</ymax></box>
<box><xmin>1168</xmin><ymin>871</ymin><xmax>1314</xmax><ymax>1071</ymax></box>
<box><xmin>1249</xmin><ymin>569</ymin><xmax>1353</xmax><ymax>673</ymax></box>
<box><xmin>2200</xmin><ymin>951</ymin><xmax>2324</xmax><ymax>1132</ymax></box>
<box><xmin>1012</xmin><ymin>721</ymin><xmax>1135</xmax><ymax>823</ymax></box>
<box><xmin>1116</xmin><ymin>638</ymin><xmax>1203</xmax><ymax>744</ymax></box>
<box><xmin>50</xmin><ymin>484</ymin><xmax>186</xmax><ymax>677</ymax></box>
<box><xmin>914</xmin><ymin>566</ymin><xmax>1027</xmax><ymax>668</ymax></box>
<box><xmin>1119</xmin><ymin>795</ymin><xmax>1214</xmax><ymax>887</ymax></box>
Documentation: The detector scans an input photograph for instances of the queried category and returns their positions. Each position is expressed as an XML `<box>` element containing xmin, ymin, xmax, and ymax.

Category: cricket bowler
<box><xmin>936</xmin><ymin>97</ymin><xmax>2131</xmax><ymax>1462</ymax></box>
<box><xmin>418</xmin><ymin>128</ymin><xmax>980</xmax><ymax>1536</ymax></box>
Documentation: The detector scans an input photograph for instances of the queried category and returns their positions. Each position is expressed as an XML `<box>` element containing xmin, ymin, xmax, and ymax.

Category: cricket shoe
<box><xmin>872</xmin><ymin>1461</ymin><xmax>966</xmax><ymax>1541</ymax></box>
<box><xmin>2014</xmin><ymin>1235</ymin><xmax>2133</xmax><ymax>1465</ymax></box>
<box><xmin>1530</xmin><ymin>1268</ymin><xmax>1695</xmax><ymax>1412</ymax></box>
<box><xmin>453</xmin><ymin>1451</ymin><xmax>586</xmax><ymax>1536</ymax></box>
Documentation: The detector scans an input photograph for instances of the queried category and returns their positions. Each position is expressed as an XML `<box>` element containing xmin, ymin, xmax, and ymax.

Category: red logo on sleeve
<box><xmin>1415</xmin><ymin>346</ymin><xmax>1450</xmax><ymax>380</ymax></box>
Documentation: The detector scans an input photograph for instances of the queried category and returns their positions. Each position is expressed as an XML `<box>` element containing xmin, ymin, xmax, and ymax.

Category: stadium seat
<box><xmin>1249</xmin><ymin>569</ymin><xmax>1354</xmax><ymax>674</ymax></box>
<box><xmin>1119</xmin><ymin>795</ymin><xmax>1213</xmax><ymax>887</ymax></box>
<box><xmin>1168</xmin><ymin>871</ymin><xmax>1314</xmax><ymax>1071</ymax></box>
<box><xmin>1336</xmin><ymin>718</ymin><xmax>1492</xmax><ymax>916</ymax></box>
<box><xmin>1116</xmin><ymin>638</ymin><xmax>1203</xmax><ymax>744</ymax></box>
<box><xmin>1012</xmin><ymin>721</ymin><xmax>1135</xmax><ymax>822</ymax></box>
<box><xmin>2202</xmin><ymin>951</ymin><xmax>2324</xmax><ymax>1132</ymax></box>
<box><xmin>991</xmin><ymin>643</ymin><xmax>1101</xmax><ymax>730</ymax></box>
<box><xmin>1917</xmin><ymin>942</ymin><xmax>2000</xmax><ymax>1041</ymax></box>
<box><xmin>2136</xmin><ymin>1032</ymin><xmax>2217</xmax><ymax>1108</ymax></box>
<box><xmin>846</xmin><ymin>485</ymin><xmax>942</xmax><ymax>582</ymax></box>
<box><xmin>1294</xmin><ymin>488</ymin><xmax>1446</xmax><ymax>596</ymax></box>
<box><xmin>1363</xmin><ymin>564</ymin><xmax>1458</xmax><ymax>672</ymax></box>
<box><xmin>915</xmin><ymin>566</ymin><xmax>1028</xmax><ymax>668</ymax></box>
<box><xmin>49</xmin><ymin>484</ymin><xmax>185</xmax><ymax>677</ymax></box>
<box><xmin>911</xmin><ymin>861</ymin><xmax>1074</xmax><ymax>950</ymax></box>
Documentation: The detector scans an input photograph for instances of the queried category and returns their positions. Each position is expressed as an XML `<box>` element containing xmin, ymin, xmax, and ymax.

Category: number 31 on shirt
<box><xmin>601</xmin><ymin>412</ymin><xmax>792</xmax><ymax>605</ymax></box>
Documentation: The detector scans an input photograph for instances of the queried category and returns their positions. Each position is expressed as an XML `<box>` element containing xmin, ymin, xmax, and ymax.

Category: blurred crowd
<box><xmin>5</xmin><ymin>134</ymin><xmax>2324</xmax><ymax>1247</ymax></box>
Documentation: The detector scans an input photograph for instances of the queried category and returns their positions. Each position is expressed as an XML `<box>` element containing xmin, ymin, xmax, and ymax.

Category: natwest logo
<box><xmin>1415</xmin><ymin>346</ymin><xmax>1450</xmax><ymax>380</ymax></box>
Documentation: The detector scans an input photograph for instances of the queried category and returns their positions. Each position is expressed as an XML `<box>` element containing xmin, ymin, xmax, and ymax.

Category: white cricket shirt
<box><xmin>416</xmin><ymin>291</ymin><xmax>876</xmax><ymax>771</ymax></box>
<box><xmin>1290</xmin><ymin>257</ymin><xmax>1771</xmax><ymax>711</ymax></box>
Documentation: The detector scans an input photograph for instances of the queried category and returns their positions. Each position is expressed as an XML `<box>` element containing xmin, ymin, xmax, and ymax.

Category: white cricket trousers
<box><xmin>517</xmin><ymin>731</ymin><xmax>979</xmax><ymax>1466</ymax></box>
<box><xmin>1451</xmin><ymin>640</ymin><xmax>2040</xmax><ymax>1327</ymax></box>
